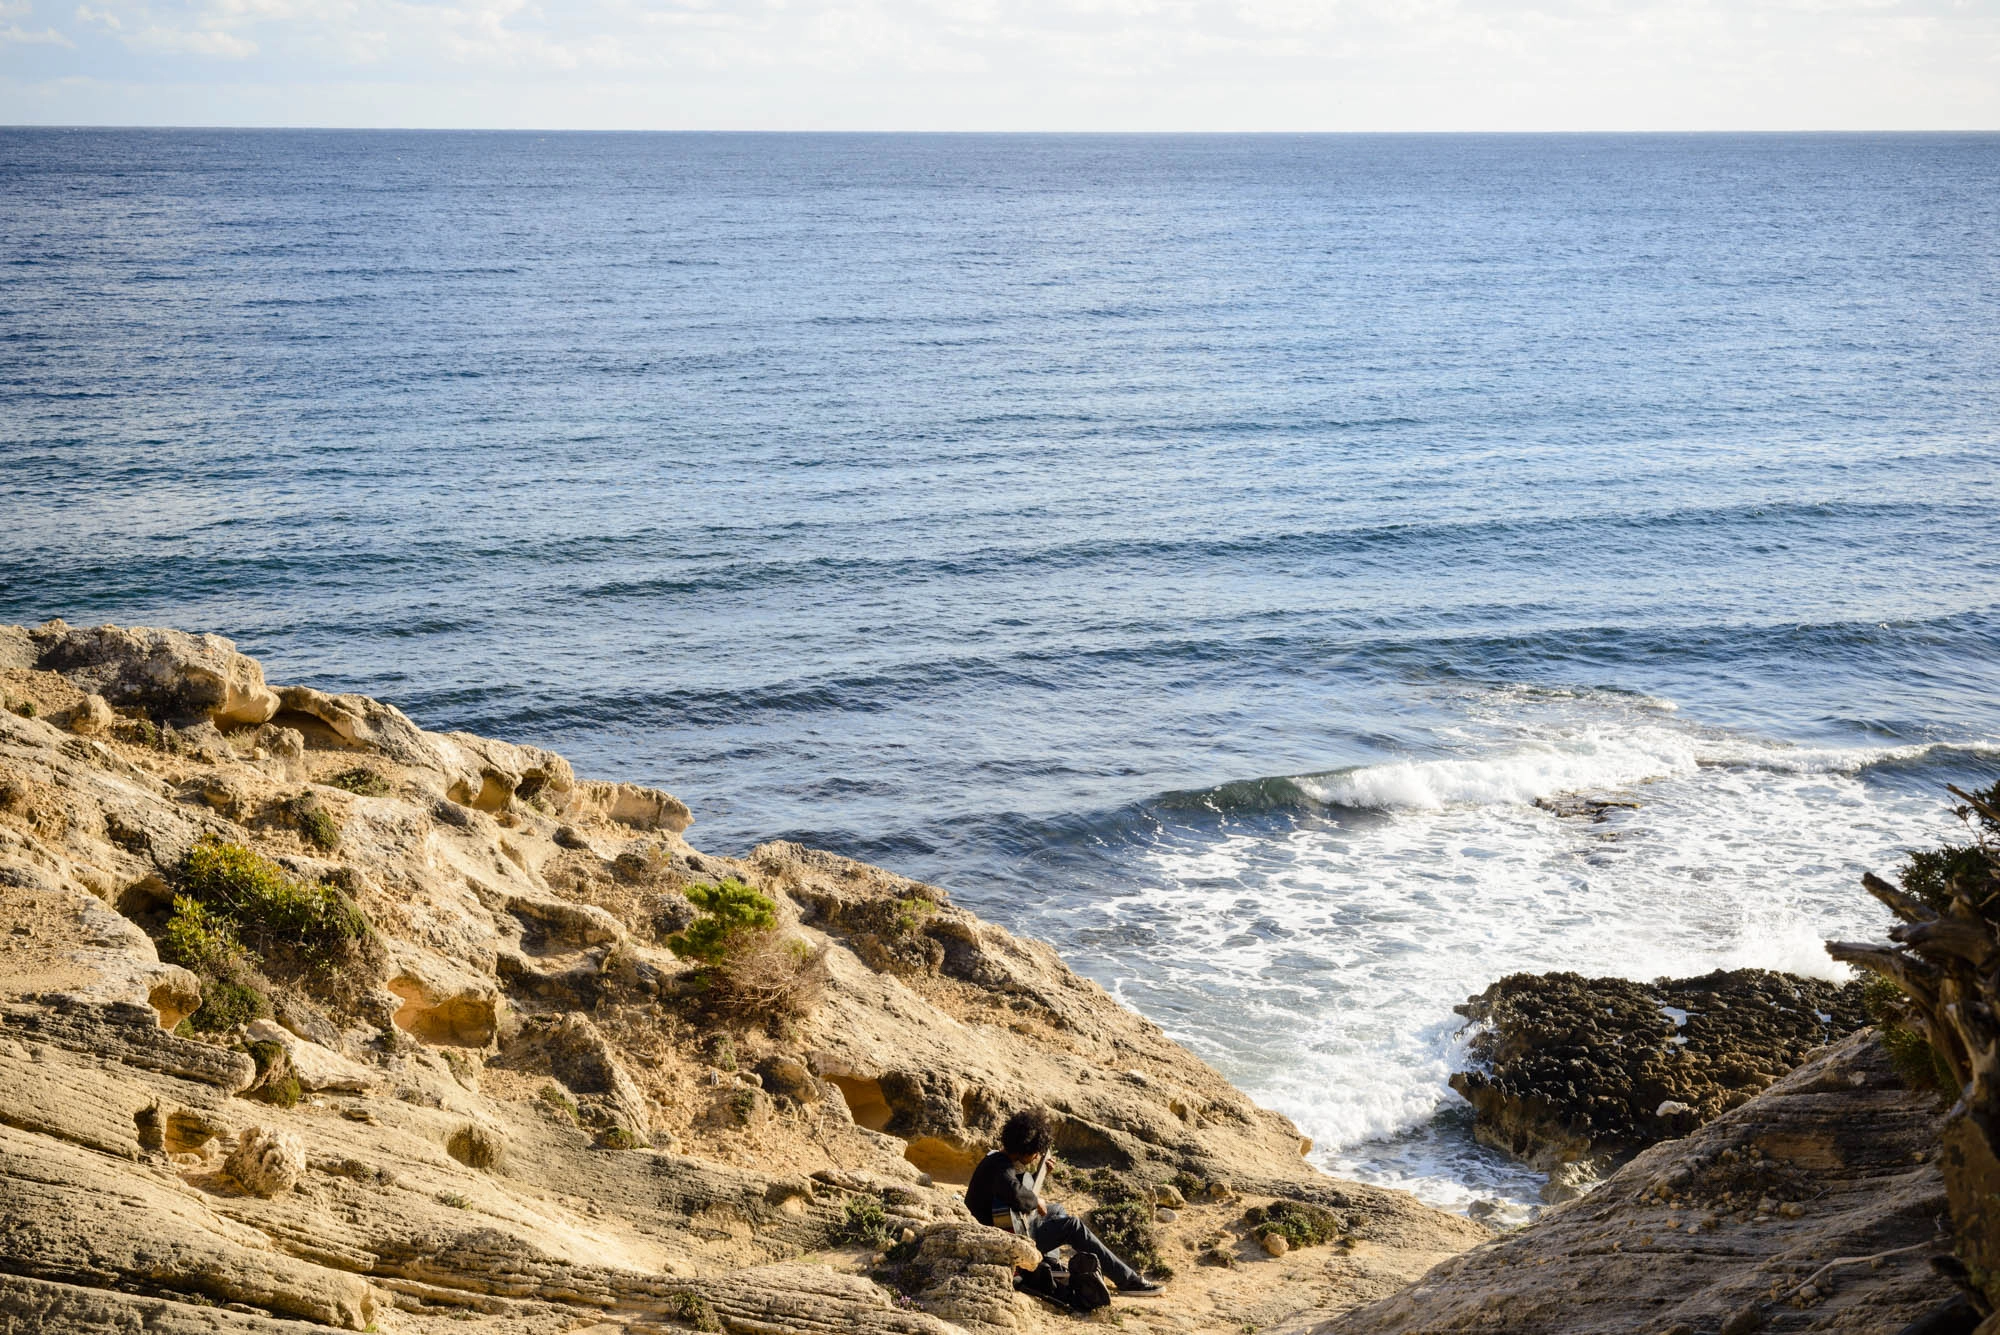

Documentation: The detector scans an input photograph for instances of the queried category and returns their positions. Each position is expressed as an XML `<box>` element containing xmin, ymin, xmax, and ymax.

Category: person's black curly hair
<box><xmin>1000</xmin><ymin>1107</ymin><xmax>1055</xmax><ymax>1158</ymax></box>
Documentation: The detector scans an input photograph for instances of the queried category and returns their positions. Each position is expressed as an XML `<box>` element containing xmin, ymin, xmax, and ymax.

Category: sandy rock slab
<box><xmin>245</xmin><ymin>1017</ymin><xmax>376</xmax><ymax>1093</ymax></box>
<box><xmin>0</xmin><ymin>1274</ymin><xmax>333</xmax><ymax>1333</ymax></box>
<box><xmin>0</xmin><ymin>1122</ymin><xmax>376</xmax><ymax>1330</ymax></box>
<box><xmin>1326</xmin><ymin>1031</ymin><xmax>1952</xmax><ymax>1335</ymax></box>
<box><xmin>1</xmin><ymin>997</ymin><xmax>256</xmax><ymax>1092</ymax></box>
<box><xmin>693</xmin><ymin>1262</ymin><xmax>962</xmax><ymax>1334</ymax></box>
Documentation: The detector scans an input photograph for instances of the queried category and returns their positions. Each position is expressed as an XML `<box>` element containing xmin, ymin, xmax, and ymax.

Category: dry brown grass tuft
<box><xmin>703</xmin><ymin>932</ymin><xmax>831</xmax><ymax>1024</ymax></box>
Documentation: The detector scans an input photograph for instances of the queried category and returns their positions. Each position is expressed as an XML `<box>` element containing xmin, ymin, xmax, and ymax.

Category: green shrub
<box><xmin>13</xmin><ymin>700</ymin><xmax>34</xmax><ymax>719</ymax></box>
<box><xmin>665</xmin><ymin>881</ymin><xmax>827</xmax><ymax>1026</ymax></box>
<box><xmin>1899</xmin><ymin>781</ymin><xmax>2000</xmax><ymax>913</ymax></box>
<box><xmin>1902</xmin><ymin>845</ymin><xmax>1996</xmax><ymax>913</ymax></box>
<box><xmin>889</xmin><ymin>891</ymin><xmax>937</xmax><ymax>937</ymax></box>
<box><xmin>284</xmin><ymin>794</ymin><xmax>341</xmax><ymax>851</ymax></box>
<box><xmin>160</xmin><ymin>895</ymin><xmax>246</xmax><ymax>975</ymax></box>
<box><xmin>161</xmin><ymin>889</ymin><xmax>271</xmax><ymax>1033</ymax></box>
<box><xmin>1880</xmin><ymin>1024</ymin><xmax>1955</xmax><ymax>1095</ymax></box>
<box><xmin>1090</xmin><ymin>1200</ymin><xmax>1172</xmax><ymax>1279</ymax></box>
<box><xmin>1248</xmin><ymin>1199</ymin><xmax>1343</xmax><ymax>1250</ymax></box>
<box><xmin>600</xmin><ymin>1126</ymin><xmax>640</xmax><ymax>1150</ymax></box>
<box><xmin>175</xmin><ymin>834</ymin><xmax>366</xmax><ymax>970</ymax></box>
<box><xmin>667</xmin><ymin>879</ymin><xmax>778</xmax><ymax>963</ymax></box>
<box><xmin>187</xmin><ymin>978</ymin><xmax>268</xmax><ymax>1034</ymax></box>
<box><xmin>326</xmin><ymin>767</ymin><xmax>392</xmax><ymax>798</ymax></box>
<box><xmin>178</xmin><ymin>836</ymin><xmax>299</xmax><ymax>919</ymax></box>
<box><xmin>665</xmin><ymin>1290</ymin><xmax>721</xmax><ymax>1332</ymax></box>
<box><xmin>1863</xmin><ymin>975</ymin><xmax>1955</xmax><ymax>1093</ymax></box>
<box><xmin>1081</xmin><ymin>1169</ymin><xmax>1174</xmax><ymax>1279</ymax></box>
<box><xmin>538</xmin><ymin>1084</ymin><xmax>580</xmax><ymax>1124</ymax></box>
<box><xmin>835</xmin><ymin>1194</ymin><xmax>893</xmax><ymax>1248</ymax></box>
<box><xmin>436</xmin><ymin>1192</ymin><xmax>470</xmax><ymax>1209</ymax></box>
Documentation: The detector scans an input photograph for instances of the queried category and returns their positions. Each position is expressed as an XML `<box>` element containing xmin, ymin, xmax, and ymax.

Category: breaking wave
<box><xmin>1165</xmin><ymin>734</ymin><xmax>2000</xmax><ymax>818</ymax></box>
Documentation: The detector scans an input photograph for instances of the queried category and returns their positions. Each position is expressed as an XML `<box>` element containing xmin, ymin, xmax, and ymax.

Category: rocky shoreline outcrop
<box><xmin>1333</xmin><ymin>1029</ymin><xmax>1954</xmax><ymax>1335</ymax></box>
<box><xmin>1329</xmin><ymin>856</ymin><xmax>1975</xmax><ymax>1332</ymax></box>
<box><xmin>1450</xmin><ymin>968</ymin><xmax>1871</xmax><ymax>1192</ymax></box>
<box><xmin>0</xmin><ymin>622</ymin><xmax>1484</xmax><ymax>1335</ymax></box>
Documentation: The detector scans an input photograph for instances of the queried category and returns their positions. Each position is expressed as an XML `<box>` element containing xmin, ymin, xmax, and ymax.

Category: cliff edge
<box><xmin>0</xmin><ymin>621</ymin><xmax>1482</xmax><ymax>1335</ymax></box>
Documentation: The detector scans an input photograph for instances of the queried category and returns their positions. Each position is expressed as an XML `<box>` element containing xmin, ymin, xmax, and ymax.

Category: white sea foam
<box><xmin>1048</xmin><ymin>689</ymin><xmax>1992</xmax><ymax>1213</ymax></box>
<box><xmin>1296</xmin><ymin>728</ymin><xmax>1992</xmax><ymax>813</ymax></box>
<box><xmin>1297</xmin><ymin>730</ymin><xmax>1698</xmax><ymax>810</ymax></box>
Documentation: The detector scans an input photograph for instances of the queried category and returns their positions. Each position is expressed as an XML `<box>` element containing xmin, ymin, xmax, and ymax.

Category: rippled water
<box><xmin>4</xmin><ymin>130</ymin><xmax>1997</xmax><ymax>1208</ymax></box>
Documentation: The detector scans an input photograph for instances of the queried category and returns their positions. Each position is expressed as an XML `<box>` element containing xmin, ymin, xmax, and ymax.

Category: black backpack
<box><xmin>1065</xmin><ymin>1252</ymin><xmax>1112</xmax><ymax>1311</ymax></box>
<box><xmin>1017</xmin><ymin>1255</ymin><xmax>1111</xmax><ymax>1314</ymax></box>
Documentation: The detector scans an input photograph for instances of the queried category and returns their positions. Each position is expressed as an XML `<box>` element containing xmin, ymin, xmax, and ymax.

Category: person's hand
<box><xmin>1037</xmin><ymin>1203</ymin><xmax>1049</xmax><ymax>1216</ymax></box>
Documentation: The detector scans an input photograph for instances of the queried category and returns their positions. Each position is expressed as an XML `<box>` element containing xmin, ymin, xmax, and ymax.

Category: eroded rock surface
<box><xmin>0</xmin><ymin>622</ymin><xmax>1480</xmax><ymax>1335</ymax></box>
<box><xmin>1330</xmin><ymin>1031</ymin><xmax>1951</xmax><ymax>1335</ymax></box>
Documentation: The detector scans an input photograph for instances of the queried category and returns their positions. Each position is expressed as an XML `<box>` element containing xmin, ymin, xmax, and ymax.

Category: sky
<box><xmin>3</xmin><ymin>0</ymin><xmax>1998</xmax><ymax>131</ymax></box>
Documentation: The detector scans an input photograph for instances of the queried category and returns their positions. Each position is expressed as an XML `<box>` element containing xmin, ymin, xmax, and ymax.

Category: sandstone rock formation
<box><xmin>13</xmin><ymin>621</ymin><xmax>282</xmax><ymax>728</ymax></box>
<box><xmin>1330</xmin><ymin>1030</ymin><xmax>1952</xmax><ymax>1334</ymax></box>
<box><xmin>228</xmin><ymin>1124</ymin><xmax>307</xmax><ymax>1196</ymax></box>
<box><xmin>0</xmin><ymin>621</ymin><xmax>1483</xmax><ymax>1334</ymax></box>
<box><xmin>1450</xmin><ymin>968</ymin><xmax>1869</xmax><ymax>1175</ymax></box>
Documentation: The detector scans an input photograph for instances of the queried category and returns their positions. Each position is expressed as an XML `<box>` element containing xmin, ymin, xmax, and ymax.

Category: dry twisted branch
<box><xmin>1863</xmin><ymin>871</ymin><xmax>1937</xmax><ymax>925</ymax></box>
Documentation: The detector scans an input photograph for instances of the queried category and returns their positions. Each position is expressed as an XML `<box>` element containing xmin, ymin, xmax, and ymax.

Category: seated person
<box><xmin>964</xmin><ymin>1107</ymin><xmax>1161</xmax><ymax>1294</ymax></box>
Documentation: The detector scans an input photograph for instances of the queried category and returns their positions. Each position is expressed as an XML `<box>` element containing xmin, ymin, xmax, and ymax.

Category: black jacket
<box><xmin>965</xmin><ymin>1151</ymin><xmax>1041</xmax><ymax>1227</ymax></box>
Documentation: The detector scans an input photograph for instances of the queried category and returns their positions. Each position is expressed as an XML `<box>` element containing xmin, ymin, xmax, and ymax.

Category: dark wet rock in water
<box><xmin>1532</xmin><ymin>792</ymin><xmax>1641</xmax><ymax>822</ymax></box>
<box><xmin>1449</xmin><ymin>967</ymin><xmax>1870</xmax><ymax>1171</ymax></box>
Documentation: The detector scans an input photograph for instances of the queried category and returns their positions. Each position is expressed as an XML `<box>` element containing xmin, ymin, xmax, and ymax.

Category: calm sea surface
<box><xmin>4</xmin><ymin>130</ymin><xmax>1998</xmax><ymax>1208</ymax></box>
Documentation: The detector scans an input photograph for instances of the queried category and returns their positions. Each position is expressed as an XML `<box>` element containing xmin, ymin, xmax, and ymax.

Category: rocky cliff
<box><xmin>1330</xmin><ymin>1029</ymin><xmax>1954</xmax><ymax>1335</ymax></box>
<box><xmin>0</xmin><ymin>622</ymin><xmax>1483</xmax><ymax>1335</ymax></box>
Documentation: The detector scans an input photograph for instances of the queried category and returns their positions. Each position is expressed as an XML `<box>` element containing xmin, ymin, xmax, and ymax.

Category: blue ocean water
<box><xmin>4</xmin><ymin>130</ymin><xmax>1998</xmax><ymax>1208</ymax></box>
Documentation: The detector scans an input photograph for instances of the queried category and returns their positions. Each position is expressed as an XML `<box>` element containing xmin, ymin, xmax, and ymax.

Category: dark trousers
<box><xmin>1031</xmin><ymin>1205</ymin><xmax>1146</xmax><ymax>1290</ymax></box>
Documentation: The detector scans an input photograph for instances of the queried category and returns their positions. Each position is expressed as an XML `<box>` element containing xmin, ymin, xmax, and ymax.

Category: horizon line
<box><xmin>7</xmin><ymin>124</ymin><xmax>2000</xmax><ymax>135</ymax></box>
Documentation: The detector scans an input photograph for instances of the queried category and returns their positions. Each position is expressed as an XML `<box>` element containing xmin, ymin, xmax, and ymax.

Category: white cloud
<box><xmin>74</xmin><ymin>1</ymin><xmax>257</xmax><ymax>56</ymax></box>
<box><xmin>1</xmin><ymin>24</ymin><xmax>73</xmax><ymax>43</ymax></box>
<box><xmin>10</xmin><ymin>0</ymin><xmax>2000</xmax><ymax>125</ymax></box>
<box><xmin>135</xmin><ymin>23</ymin><xmax>254</xmax><ymax>54</ymax></box>
<box><xmin>1</xmin><ymin>2</ymin><xmax>73</xmax><ymax>44</ymax></box>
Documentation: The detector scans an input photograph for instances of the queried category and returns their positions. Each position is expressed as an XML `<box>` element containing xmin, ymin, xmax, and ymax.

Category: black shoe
<box><xmin>1118</xmin><ymin>1277</ymin><xmax>1164</xmax><ymax>1295</ymax></box>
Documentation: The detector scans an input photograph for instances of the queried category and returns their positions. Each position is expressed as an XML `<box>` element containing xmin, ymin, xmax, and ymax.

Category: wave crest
<box><xmin>1299</xmin><ymin>733</ymin><xmax>1697</xmax><ymax>811</ymax></box>
<box><xmin>1179</xmin><ymin>735</ymin><xmax>1999</xmax><ymax>816</ymax></box>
